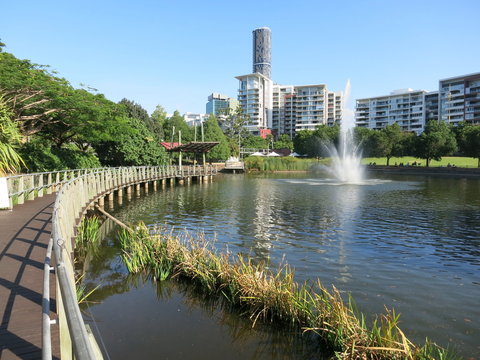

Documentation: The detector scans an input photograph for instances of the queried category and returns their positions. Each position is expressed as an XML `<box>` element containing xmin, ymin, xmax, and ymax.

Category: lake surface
<box><xmin>83</xmin><ymin>171</ymin><xmax>480</xmax><ymax>359</ymax></box>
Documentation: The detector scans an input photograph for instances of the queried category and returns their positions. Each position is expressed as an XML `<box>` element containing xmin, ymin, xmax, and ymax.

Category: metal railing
<box><xmin>4</xmin><ymin>165</ymin><xmax>217</xmax><ymax>360</ymax></box>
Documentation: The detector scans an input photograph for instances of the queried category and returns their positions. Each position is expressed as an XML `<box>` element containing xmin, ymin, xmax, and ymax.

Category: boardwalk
<box><xmin>0</xmin><ymin>195</ymin><xmax>60</xmax><ymax>359</ymax></box>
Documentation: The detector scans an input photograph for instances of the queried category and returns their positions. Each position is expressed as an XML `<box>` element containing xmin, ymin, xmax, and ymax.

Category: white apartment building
<box><xmin>272</xmin><ymin>85</ymin><xmax>295</xmax><ymax>137</ymax></box>
<box><xmin>355</xmin><ymin>89</ymin><xmax>427</xmax><ymax>134</ymax></box>
<box><xmin>183</xmin><ymin>112</ymin><xmax>209</xmax><ymax>127</ymax></box>
<box><xmin>355</xmin><ymin>72</ymin><xmax>480</xmax><ymax>134</ymax></box>
<box><xmin>235</xmin><ymin>27</ymin><xmax>343</xmax><ymax>138</ymax></box>
<box><xmin>439</xmin><ymin>73</ymin><xmax>480</xmax><ymax>126</ymax></box>
<box><xmin>294</xmin><ymin>85</ymin><xmax>342</xmax><ymax>132</ymax></box>
<box><xmin>235</xmin><ymin>72</ymin><xmax>273</xmax><ymax>135</ymax></box>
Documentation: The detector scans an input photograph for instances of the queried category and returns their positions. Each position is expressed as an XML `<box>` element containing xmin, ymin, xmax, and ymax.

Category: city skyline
<box><xmin>2</xmin><ymin>0</ymin><xmax>479</xmax><ymax>115</ymax></box>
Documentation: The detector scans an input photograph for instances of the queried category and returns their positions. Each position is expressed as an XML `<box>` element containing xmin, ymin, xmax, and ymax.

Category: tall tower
<box><xmin>252</xmin><ymin>27</ymin><xmax>272</xmax><ymax>79</ymax></box>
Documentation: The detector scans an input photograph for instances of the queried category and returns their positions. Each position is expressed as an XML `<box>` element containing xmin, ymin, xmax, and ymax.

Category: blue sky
<box><xmin>2</xmin><ymin>0</ymin><xmax>479</xmax><ymax>115</ymax></box>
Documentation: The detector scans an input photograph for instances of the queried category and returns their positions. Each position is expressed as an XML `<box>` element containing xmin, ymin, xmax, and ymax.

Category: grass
<box><xmin>74</xmin><ymin>216</ymin><xmax>101</xmax><ymax>304</ymax></box>
<box><xmin>118</xmin><ymin>223</ymin><xmax>459</xmax><ymax>360</ymax></box>
<box><xmin>362</xmin><ymin>156</ymin><xmax>478</xmax><ymax>168</ymax></box>
<box><xmin>244</xmin><ymin>156</ymin><xmax>327</xmax><ymax>172</ymax></box>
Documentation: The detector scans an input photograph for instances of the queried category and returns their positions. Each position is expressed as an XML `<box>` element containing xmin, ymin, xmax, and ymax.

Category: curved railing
<box><xmin>3</xmin><ymin>165</ymin><xmax>217</xmax><ymax>360</ymax></box>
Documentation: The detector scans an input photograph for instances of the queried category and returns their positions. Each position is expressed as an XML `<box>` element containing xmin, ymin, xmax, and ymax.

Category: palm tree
<box><xmin>0</xmin><ymin>94</ymin><xmax>24</xmax><ymax>175</ymax></box>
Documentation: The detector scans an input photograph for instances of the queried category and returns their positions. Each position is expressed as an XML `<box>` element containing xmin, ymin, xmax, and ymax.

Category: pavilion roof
<box><xmin>160</xmin><ymin>141</ymin><xmax>219</xmax><ymax>153</ymax></box>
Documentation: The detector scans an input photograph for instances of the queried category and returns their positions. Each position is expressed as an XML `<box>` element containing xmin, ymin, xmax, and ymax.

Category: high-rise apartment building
<box><xmin>235</xmin><ymin>72</ymin><xmax>273</xmax><ymax>134</ymax></box>
<box><xmin>439</xmin><ymin>73</ymin><xmax>480</xmax><ymax>126</ymax></box>
<box><xmin>355</xmin><ymin>72</ymin><xmax>480</xmax><ymax>133</ymax></box>
<box><xmin>206</xmin><ymin>93</ymin><xmax>238</xmax><ymax>115</ymax></box>
<box><xmin>236</xmin><ymin>27</ymin><xmax>343</xmax><ymax>138</ymax></box>
<box><xmin>252</xmin><ymin>27</ymin><xmax>272</xmax><ymax>79</ymax></box>
<box><xmin>355</xmin><ymin>89</ymin><xmax>427</xmax><ymax>134</ymax></box>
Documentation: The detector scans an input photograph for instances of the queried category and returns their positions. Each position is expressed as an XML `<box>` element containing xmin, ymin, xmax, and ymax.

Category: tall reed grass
<box><xmin>118</xmin><ymin>223</ymin><xmax>458</xmax><ymax>360</ymax></box>
<box><xmin>244</xmin><ymin>157</ymin><xmax>326</xmax><ymax>172</ymax></box>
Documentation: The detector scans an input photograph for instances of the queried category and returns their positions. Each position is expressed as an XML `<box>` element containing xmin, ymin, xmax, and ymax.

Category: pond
<box><xmin>82</xmin><ymin>171</ymin><xmax>480</xmax><ymax>359</ymax></box>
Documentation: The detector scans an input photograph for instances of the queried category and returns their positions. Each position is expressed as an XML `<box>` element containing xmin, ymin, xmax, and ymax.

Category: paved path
<box><xmin>0</xmin><ymin>194</ymin><xmax>60</xmax><ymax>359</ymax></box>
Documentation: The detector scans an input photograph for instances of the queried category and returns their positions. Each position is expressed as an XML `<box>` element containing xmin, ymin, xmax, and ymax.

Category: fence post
<box><xmin>17</xmin><ymin>177</ymin><xmax>25</xmax><ymax>205</ymax></box>
<box><xmin>46</xmin><ymin>173</ymin><xmax>52</xmax><ymax>195</ymax></box>
<box><xmin>27</xmin><ymin>175</ymin><xmax>35</xmax><ymax>201</ymax></box>
<box><xmin>38</xmin><ymin>174</ymin><xmax>44</xmax><ymax>197</ymax></box>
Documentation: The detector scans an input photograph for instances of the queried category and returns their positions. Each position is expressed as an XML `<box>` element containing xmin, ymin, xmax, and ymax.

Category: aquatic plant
<box><xmin>118</xmin><ymin>223</ymin><xmax>457</xmax><ymax>360</ymax></box>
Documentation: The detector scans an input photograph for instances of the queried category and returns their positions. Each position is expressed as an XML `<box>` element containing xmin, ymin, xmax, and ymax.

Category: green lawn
<box><xmin>362</xmin><ymin>156</ymin><xmax>479</xmax><ymax>168</ymax></box>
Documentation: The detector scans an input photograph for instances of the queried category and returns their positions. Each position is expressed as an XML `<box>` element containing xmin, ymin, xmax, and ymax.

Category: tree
<box><xmin>119</xmin><ymin>98</ymin><xmax>150</xmax><ymax>122</ymax></box>
<box><xmin>242</xmin><ymin>135</ymin><xmax>269</xmax><ymax>150</ymax></box>
<box><xmin>273</xmin><ymin>134</ymin><xmax>294</xmax><ymax>151</ymax></box>
<box><xmin>0</xmin><ymin>94</ymin><xmax>24</xmax><ymax>174</ymax></box>
<box><xmin>366</xmin><ymin>124</ymin><xmax>405</xmax><ymax>165</ymax></box>
<box><xmin>94</xmin><ymin>116</ymin><xmax>167</xmax><ymax>166</ymax></box>
<box><xmin>203</xmin><ymin>114</ymin><xmax>230</xmax><ymax>161</ymax></box>
<box><xmin>458</xmin><ymin>124</ymin><xmax>480</xmax><ymax>167</ymax></box>
<box><xmin>0</xmin><ymin>51</ymin><xmax>72</xmax><ymax>138</ymax></box>
<box><xmin>119</xmin><ymin>98</ymin><xmax>164</xmax><ymax>139</ymax></box>
<box><xmin>414</xmin><ymin>120</ymin><xmax>457</xmax><ymax>167</ymax></box>
<box><xmin>43</xmin><ymin>89</ymin><xmax>124</xmax><ymax>149</ymax></box>
<box><xmin>150</xmin><ymin>104</ymin><xmax>167</xmax><ymax>139</ymax></box>
<box><xmin>220</xmin><ymin>107</ymin><xmax>250</xmax><ymax>155</ymax></box>
<box><xmin>163</xmin><ymin>111</ymin><xmax>192</xmax><ymax>143</ymax></box>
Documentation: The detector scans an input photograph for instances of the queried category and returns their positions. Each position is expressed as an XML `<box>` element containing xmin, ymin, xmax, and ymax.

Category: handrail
<box><xmin>24</xmin><ymin>165</ymin><xmax>216</xmax><ymax>360</ymax></box>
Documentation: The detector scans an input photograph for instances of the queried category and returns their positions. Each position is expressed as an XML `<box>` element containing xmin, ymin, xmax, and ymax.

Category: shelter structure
<box><xmin>160</xmin><ymin>141</ymin><xmax>219</xmax><ymax>173</ymax></box>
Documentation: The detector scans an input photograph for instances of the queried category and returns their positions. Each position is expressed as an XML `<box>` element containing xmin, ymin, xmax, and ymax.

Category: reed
<box><xmin>244</xmin><ymin>157</ymin><xmax>324</xmax><ymax>172</ymax></box>
<box><xmin>118</xmin><ymin>223</ymin><xmax>458</xmax><ymax>360</ymax></box>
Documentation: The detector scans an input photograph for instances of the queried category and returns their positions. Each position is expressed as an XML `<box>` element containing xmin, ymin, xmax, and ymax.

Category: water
<box><xmin>323</xmin><ymin>80</ymin><xmax>365</xmax><ymax>183</ymax></box>
<box><xmin>83</xmin><ymin>172</ymin><xmax>480</xmax><ymax>359</ymax></box>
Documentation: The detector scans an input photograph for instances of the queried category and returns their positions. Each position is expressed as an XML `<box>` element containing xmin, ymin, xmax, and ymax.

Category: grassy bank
<box><xmin>118</xmin><ymin>223</ymin><xmax>456</xmax><ymax>360</ymax></box>
<box><xmin>362</xmin><ymin>156</ymin><xmax>478</xmax><ymax>168</ymax></box>
<box><xmin>244</xmin><ymin>156</ymin><xmax>479</xmax><ymax>172</ymax></box>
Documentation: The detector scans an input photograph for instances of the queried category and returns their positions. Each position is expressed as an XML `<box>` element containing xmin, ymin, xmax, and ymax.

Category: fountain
<box><xmin>323</xmin><ymin>80</ymin><xmax>365</xmax><ymax>184</ymax></box>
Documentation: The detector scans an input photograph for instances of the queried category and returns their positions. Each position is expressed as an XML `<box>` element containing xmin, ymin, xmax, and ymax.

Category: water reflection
<box><xmin>95</xmin><ymin>173</ymin><xmax>480</xmax><ymax>358</ymax></box>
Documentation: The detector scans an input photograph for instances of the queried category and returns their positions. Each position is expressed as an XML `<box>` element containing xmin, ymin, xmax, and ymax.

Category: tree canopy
<box><xmin>203</xmin><ymin>114</ymin><xmax>230</xmax><ymax>161</ymax></box>
<box><xmin>414</xmin><ymin>120</ymin><xmax>457</xmax><ymax>167</ymax></box>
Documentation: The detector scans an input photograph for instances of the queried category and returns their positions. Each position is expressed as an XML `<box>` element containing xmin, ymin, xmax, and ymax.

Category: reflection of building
<box><xmin>355</xmin><ymin>72</ymin><xmax>480</xmax><ymax>133</ymax></box>
<box><xmin>206</xmin><ymin>93</ymin><xmax>238</xmax><ymax>116</ymax></box>
<box><xmin>236</xmin><ymin>27</ymin><xmax>343</xmax><ymax>138</ymax></box>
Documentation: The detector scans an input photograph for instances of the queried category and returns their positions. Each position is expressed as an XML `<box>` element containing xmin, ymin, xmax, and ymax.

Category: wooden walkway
<box><xmin>0</xmin><ymin>194</ymin><xmax>60</xmax><ymax>359</ymax></box>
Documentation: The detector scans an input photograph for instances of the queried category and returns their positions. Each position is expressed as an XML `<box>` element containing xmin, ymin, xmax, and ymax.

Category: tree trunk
<box><xmin>426</xmin><ymin>158</ymin><xmax>430</xmax><ymax>167</ymax></box>
<box><xmin>386</xmin><ymin>157</ymin><xmax>390</xmax><ymax>166</ymax></box>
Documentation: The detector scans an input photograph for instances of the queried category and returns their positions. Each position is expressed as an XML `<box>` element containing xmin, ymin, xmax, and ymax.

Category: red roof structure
<box><xmin>160</xmin><ymin>142</ymin><xmax>180</xmax><ymax>151</ymax></box>
<box><xmin>160</xmin><ymin>141</ymin><xmax>219</xmax><ymax>153</ymax></box>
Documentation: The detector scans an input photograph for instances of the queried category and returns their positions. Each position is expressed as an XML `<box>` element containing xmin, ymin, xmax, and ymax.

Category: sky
<box><xmin>2</xmin><ymin>0</ymin><xmax>479</xmax><ymax>115</ymax></box>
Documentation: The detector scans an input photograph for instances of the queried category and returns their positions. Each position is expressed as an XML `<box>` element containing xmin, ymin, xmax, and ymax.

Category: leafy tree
<box><xmin>364</xmin><ymin>124</ymin><xmax>405</xmax><ymax>165</ymax></box>
<box><xmin>0</xmin><ymin>51</ymin><xmax>72</xmax><ymax>138</ymax></box>
<box><xmin>273</xmin><ymin>134</ymin><xmax>294</xmax><ymax>150</ymax></box>
<box><xmin>293</xmin><ymin>130</ymin><xmax>316</xmax><ymax>157</ymax></box>
<box><xmin>353</xmin><ymin>127</ymin><xmax>375</xmax><ymax>155</ymax></box>
<box><xmin>0</xmin><ymin>94</ymin><xmax>24</xmax><ymax>174</ymax></box>
<box><xmin>414</xmin><ymin>120</ymin><xmax>457</xmax><ymax>167</ymax></box>
<box><xmin>293</xmin><ymin>125</ymin><xmax>340</xmax><ymax>157</ymax></box>
<box><xmin>150</xmin><ymin>104</ymin><xmax>167</xmax><ymax>139</ymax></box>
<box><xmin>458</xmin><ymin>124</ymin><xmax>480</xmax><ymax>167</ymax></box>
<box><xmin>94</xmin><ymin>116</ymin><xmax>167</xmax><ymax>166</ymax></box>
<box><xmin>203</xmin><ymin>114</ymin><xmax>230</xmax><ymax>161</ymax></box>
<box><xmin>242</xmin><ymin>135</ymin><xmax>269</xmax><ymax>150</ymax></box>
<box><xmin>220</xmin><ymin>107</ymin><xmax>250</xmax><ymax>155</ymax></box>
<box><xmin>119</xmin><ymin>98</ymin><xmax>150</xmax><ymax>122</ymax></box>
<box><xmin>19</xmin><ymin>140</ymin><xmax>100</xmax><ymax>171</ymax></box>
<box><xmin>43</xmin><ymin>89</ymin><xmax>123</xmax><ymax>149</ymax></box>
<box><xmin>163</xmin><ymin>111</ymin><xmax>192</xmax><ymax>143</ymax></box>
